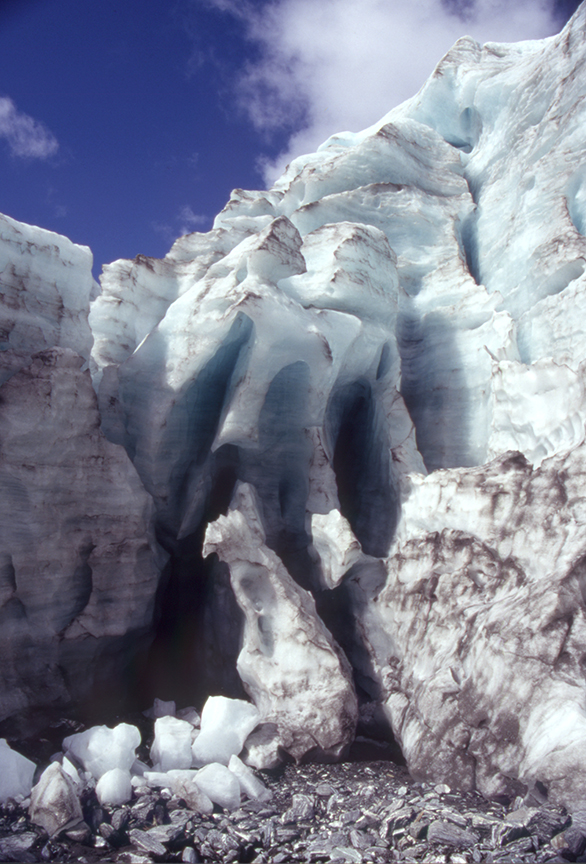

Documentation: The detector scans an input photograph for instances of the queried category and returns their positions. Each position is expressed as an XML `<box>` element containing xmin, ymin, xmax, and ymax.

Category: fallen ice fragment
<box><xmin>0</xmin><ymin>739</ymin><xmax>36</xmax><ymax>803</ymax></box>
<box><xmin>130</xmin><ymin>758</ymin><xmax>150</xmax><ymax>777</ymax></box>
<box><xmin>228</xmin><ymin>754</ymin><xmax>272</xmax><ymax>802</ymax></box>
<box><xmin>311</xmin><ymin>510</ymin><xmax>363</xmax><ymax>589</ymax></box>
<box><xmin>143</xmin><ymin>769</ymin><xmax>214</xmax><ymax>813</ymax></box>
<box><xmin>150</xmin><ymin>716</ymin><xmax>193</xmax><ymax>772</ymax></box>
<box><xmin>61</xmin><ymin>756</ymin><xmax>82</xmax><ymax>788</ymax></box>
<box><xmin>63</xmin><ymin>723</ymin><xmax>141</xmax><ymax>780</ymax></box>
<box><xmin>194</xmin><ymin>762</ymin><xmax>241</xmax><ymax>810</ymax></box>
<box><xmin>241</xmin><ymin>723</ymin><xmax>282</xmax><ymax>770</ymax></box>
<box><xmin>143</xmin><ymin>698</ymin><xmax>176</xmax><ymax>719</ymax></box>
<box><xmin>176</xmin><ymin>706</ymin><xmax>201</xmax><ymax>728</ymax></box>
<box><xmin>29</xmin><ymin>762</ymin><xmax>83</xmax><ymax>836</ymax></box>
<box><xmin>167</xmin><ymin>770</ymin><xmax>214</xmax><ymax>814</ymax></box>
<box><xmin>96</xmin><ymin>767</ymin><xmax>133</xmax><ymax>806</ymax></box>
<box><xmin>191</xmin><ymin>696</ymin><xmax>260</xmax><ymax>766</ymax></box>
<box><xmin>143</xmin><ymin>771</ymin><xmax>173</xmax><ymax>789</ymax></box>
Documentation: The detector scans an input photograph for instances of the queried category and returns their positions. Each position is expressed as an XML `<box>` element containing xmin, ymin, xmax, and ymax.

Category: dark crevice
<box><xmin>0</xmin><ymin>553</ymin><xmax>16</xmax><ymax>595</ymax></box>
<box><xmin>327</xmin><ymin>379</ymin><xmax>397</xmax><ymax>556</ymax></box>
<box><xmin>376</xmin><ymin>343</ymin><xmax>392</xmax><ymax>380</ymax></box>
<box><xmin>162</xmin><ymin>313</ymin><xmax>254</xmax><ymax>538</ymax></box>
<box><xmin>315</xmin><ymin>573</ymin><xmax>405</xmax><ymax>765</ymax></box>
<box><xmin>239</xmin><ymin>361</ymin><xmax>316</xmax><ymax>591</ymax></box>
<box><xmin>457</xmin><ymin>208</ymin><xmax>481</xmax><ymax>286</ymax></box>
<box><xmin>142</xmin><ymin>444</ymin><xmax>245</xmax><ymax>710</ymax></box>
<box><xmin>56</xmin><ymin>543</ymin><xmax>95</xmax><ymax>634</ymax></box>
<box><xmin>398</xmin><ymin>310</ymin><xmax>472</xmax><ymax>471</ymax></box>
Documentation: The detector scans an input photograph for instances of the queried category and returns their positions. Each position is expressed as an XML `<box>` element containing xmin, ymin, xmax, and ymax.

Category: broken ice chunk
<box><xmin>167</xmin><ymin>770</ymin><xmax>214</xmax><ymax>814</ymax></box>
<box><xmin>176</xmin><ymin>706</ymin><xmax>201</xmax><ymax>728</ymax></box>
<box><xmin>61</xmin><ymin>756</ymin><xmax>83</xmax><ymax>789</ymax></box>
<box><xmin>143</xmin><ymin>770</ymin><xmax>173</xmax><ymax>789</ymax></box>
<box><xmin>191</xmin><ymin>696</ymin><xmax>260</xmax><ymax>766</ymax></box>
<box><xmin>311</xmin><ymin>509</ymin><xmax>363</xmax><ymax>589</ymax></box>
<box><xmin>96</xmin><ymin>767</ymin><xmax>132</xmax><ymax>806</ymax></box>
<box><xmin>130</xmin><ymin>758</ymin><xmax>150</xmax><ymax>777</ymax></box>
<box><xmin>150</xmin><ymin>716</ymin><xmax>193</xmax><ymax>772</ymax></box>
<box><xmin>143</xmin><ymin>698</ymin><xmax>176</xmax><ymax>719</ymax></box>
<box><xmin>62</xmin><ymin>723</ymin><xmax>140</xmax><ymax>780</ymax></box>
<box><xmin>0</xmin><ymin>739</ymin><xmax>36</xmax><ymax>803</ymax></box>
<box><xmin>194</xmin><ymin>763</ymin><xmax>241</xmax><ymax>810</ymax></box>
<box><xmin>29</xmin><ymin>763</ymin><xmax>83</xmax><ymax>836</ymax></box>
<box><xmin>241</xmin><ymin>722</ymin><xmax>282</xmax><ymax>770</ymax></box>
<box><xmin>228</xmin><ymin>754</ymin><xmax>272</xmax><ymax>802</ymax></box>
<box><xmin>143</xmin><ymin>770</ymin><xmax>214</xmax><ymax>813</ymax></box>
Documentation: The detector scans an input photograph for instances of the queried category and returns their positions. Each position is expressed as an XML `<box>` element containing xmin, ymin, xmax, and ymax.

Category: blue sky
<box><xmin>0</xmin><ymin>0</ymin><xmax>581</xmax><ymax>278</ymax></box>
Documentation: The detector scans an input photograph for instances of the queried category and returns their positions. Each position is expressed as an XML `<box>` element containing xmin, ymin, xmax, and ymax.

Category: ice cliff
<box><xmin>2</xmin><ymin>1</ymin><xmax>586</xmax><ymax>812</ymax></box>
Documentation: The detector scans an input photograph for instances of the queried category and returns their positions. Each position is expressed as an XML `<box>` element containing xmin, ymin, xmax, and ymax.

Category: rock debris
<box><xmin>0</xmin><ymin>760</ymin><xmax>580</xmax><ymax>863</ymax></box>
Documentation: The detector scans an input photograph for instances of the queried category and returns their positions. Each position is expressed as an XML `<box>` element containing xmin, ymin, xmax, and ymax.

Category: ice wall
<box><xmin>0</xmin><ymin>220</ymin><xmax>162</xmax><ymax>727</ymax></box>
<box><xmin>4</xmin><ymin>0</ymin><xmax>586</xmax><ymax>810</ymax></box>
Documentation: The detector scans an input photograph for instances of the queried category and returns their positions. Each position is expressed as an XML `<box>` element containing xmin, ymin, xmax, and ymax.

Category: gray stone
<box><xmin>111</xmin><ymin>808</ymin><xmax>130</xmax><ymax>832</ymax></box>
<box><xmin>282</xmin><ymin>792</ymin><xmax>315</xmax><ymax>822</ymax></box>
<box><xmin>527</xmin><ymin>808</ymin><xmax>570</xmax><ymax>844</ymax></box>
<box><xmin>0</xmin><ymin>832</ymin><xmax>37</xmax><ymax>862</ymax></box>
<box><xmin>128</xmin><ymin>828</ymin><xmax>167</xmax><ymax>857</ymax></box>
<box><xmin>331</xmin><ymin>846</ymin><xmax>363</xmax><ymax>863</ymax></box>
<box><xmin>146</xmin><ymin>822</ymin><xmax>183</xmax><ymax>844</ymax></box>
<box><xmin>64</xmin><ymin>823</ymin><xmax>92</xmax><ymax>844</ymax></box>
<box><xmin>427</xmin><ymin>819</ymin><xmax>479</xmax><ymax>848</ymax></box>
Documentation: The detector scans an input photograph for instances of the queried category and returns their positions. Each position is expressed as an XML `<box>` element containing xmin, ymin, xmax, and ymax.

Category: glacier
<box><xmin>2</xmin><ymin>0</ymin><xmax>586</xmax><ymax>816</ymax></box>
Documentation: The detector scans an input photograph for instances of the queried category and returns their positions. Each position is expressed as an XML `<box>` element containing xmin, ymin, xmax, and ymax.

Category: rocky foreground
<box><xmin>0</xmin><ymin>754</ymin><xmax>583</xmax><ymax>864</ymax></box>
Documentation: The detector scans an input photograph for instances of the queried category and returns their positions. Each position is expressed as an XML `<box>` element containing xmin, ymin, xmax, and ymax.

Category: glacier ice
<box><xmin>341</xmin><ymin>446</ymin><xmax>586</xmax><ymax>805</ymax></box>
<box><xmin>95</xmin><ymin>767</ymin><xmax>133</xmax><ymax>806</ymax></box>
<box><xmin>0</xmin><ymin>345</ymin><xmax>161</xmax><ymax>723</ymax></box>
<box><xmin>3</xmin><ymin>0</ymin><xmax>586</xmax><ymax>819</ymax></box>
<box><xmin>204</xmin><ymin>483</ymin><xmax>358</xmax><ymax>762</ymax></box>
<box><xmin>240</xmin><ymin>723</ymin><xmax>282</xmax><ymax>771</ymax></box>
<box><xmin>150</xmin><ymin>715</ymin><xmax>194</xmax><ymax>772</ymax></box>
<box><xmin>0</xmin><ymin>213</ymin><xmax>96</xmax><ymax>387</ymax></box>
<box><xmin>193</xmin><ymin>763</ymin><xmax>241</xmax><ymax>811</ymax></box>
<box><xmin>176</xmin><ymin>706</ymin><xmax>201</xmax><ymax>727</ymax></box>
<box><xmin>310</xmin><ymin>509</ymin><xmax>363</xmax><ymax>589</ymax></box>
<box><xmin>0</xmin><ymin>739</ymin><xmax>36</xmax><ymax>803</ymax></box>
<box><xmin>144</xmin><ymin>697</ymin><xmax>177</xmax><ymax>719</ymax></box>
<box><xmin>28</xmin><ymin>762</ymin><xmax>83</xmax><ymax>836</ymax></box>
<box><xmin>63</xmin><ymin>723</ymin><xmax>141</xmax><ymax>780</ymax></box>
<box><xmin>228</xmin><ymin>754</ymin><xmax>272</xmax><ymax>802</ymax></box>
<box><xmin>191</xmin><ymin>695</ymin><xmax>260</xmax><ymax>767</ymax></box>
<box><xmin>151</xmin><ymin>770</ymin><xmax>214</xmax><ymax>813</ymax></box>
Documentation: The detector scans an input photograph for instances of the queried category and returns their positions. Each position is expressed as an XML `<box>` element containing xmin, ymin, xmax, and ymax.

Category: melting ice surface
<box><xmin>3</xmin><ymin>0</ymin><xmax>586</xmax><ymax>818</ymax></box>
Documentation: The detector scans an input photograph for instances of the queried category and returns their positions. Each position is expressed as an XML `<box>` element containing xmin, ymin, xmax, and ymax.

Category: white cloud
<box><xmin>0</xmin><ymin>97</ymin><xmax>59</xmax><ymax>159</ymax></box>
<box><xmin>177</xmin><ymin>204</ymin><xmax>209</xmax><ymax>235</ymax></box>
<box><xmin>206</xmin><ymin>0</ymin><xmax>562</xmax><ymax>182</ymax></box>
<box><xmin>153</xmin><ymin>205</ymin><xmax>210</xmax><ymax>244</ymax></box>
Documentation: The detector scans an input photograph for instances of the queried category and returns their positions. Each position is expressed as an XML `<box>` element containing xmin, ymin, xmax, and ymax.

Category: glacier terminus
<box><xmin>3</xmin><ymin>0</ymin><xmax>586</xmax><ymax>819</ymax></box>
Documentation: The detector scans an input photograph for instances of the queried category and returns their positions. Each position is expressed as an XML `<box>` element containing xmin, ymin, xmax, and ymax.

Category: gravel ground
<box><xmin>0</xmin><ymin>756</ymin><xmax>583</xmax><ymax>864</ymax></box>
